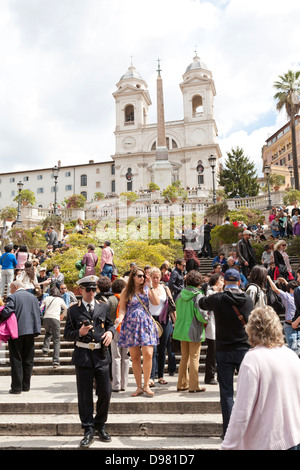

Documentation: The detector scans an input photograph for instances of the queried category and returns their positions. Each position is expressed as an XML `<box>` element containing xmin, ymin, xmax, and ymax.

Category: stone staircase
<box><xmin>0</xmin><ymin>319</ymin><xmax>223</xmax><ymax>450</ymax></box>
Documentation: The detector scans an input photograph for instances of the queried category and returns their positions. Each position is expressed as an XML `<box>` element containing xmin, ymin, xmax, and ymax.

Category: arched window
<box><xmin>125</xmin><ymin>104</ymin><xmax>134</xmax><ymax>124</ymax></box>
<box><xmin>81</xmin><ymin>191</ymin><xmax>87</xmax><ymax>199</ymax></box>
<box><xmin>80</xmin><ymin>174</ymin><xmax>87</xmax><ymax>186</ymax></box>
<box><xmin>151</xmin><ymin>138</ymin><xmax>178</xmax><ymax>151</ymax></box>
<box><xmin>192</xmin><ymin>95</ymin><xmax>203</xmax><ymax>116</ymax></box>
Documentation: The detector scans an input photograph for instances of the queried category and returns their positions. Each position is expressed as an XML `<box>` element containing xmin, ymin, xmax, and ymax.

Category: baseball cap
<box><xmin>224</xmin><ymin>268</ymin><xmax>240</xmax><ymax>282</ymax></box>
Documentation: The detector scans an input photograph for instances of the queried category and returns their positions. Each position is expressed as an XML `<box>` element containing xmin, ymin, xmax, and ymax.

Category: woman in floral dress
<box><xmin>116</xmin><ymin>266</ymin><xmax>160</xmax><ymax>397</ymax></box>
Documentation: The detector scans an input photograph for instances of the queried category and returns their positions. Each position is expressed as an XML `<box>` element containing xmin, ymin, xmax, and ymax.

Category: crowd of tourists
<box><xmin>0</xmin><ymin>206</ymin><xmax>300</xmax><ymax>450</ymax></box>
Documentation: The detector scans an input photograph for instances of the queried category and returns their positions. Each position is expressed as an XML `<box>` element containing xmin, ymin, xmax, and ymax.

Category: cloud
<box><xmin>0</xmin><ymin>0</ymin><xmax>299</xmax><ymax>174</ymax></box>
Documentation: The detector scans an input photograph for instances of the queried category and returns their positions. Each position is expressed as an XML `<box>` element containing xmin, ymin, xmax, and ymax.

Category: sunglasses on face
<box><xmin>84</xmin><ymin>287</ymin><xmax>96</xmax><ymax>293</ymax></box>
<box><xmin>136</xmin><ymin>274</ymin><xmax>145</xmax><ymax>279</ymax></box>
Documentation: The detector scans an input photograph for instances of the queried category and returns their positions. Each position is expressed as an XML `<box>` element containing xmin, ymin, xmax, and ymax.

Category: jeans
<box><xmin>283</xmin><ymin>323</ymin><xmax>300</xmax><ymax>355</ymax></box>
<box><xmin>0</xmin><ymin>268</ymin><xmax>14</xmax><ymax>296</ymax></box>
<box><xmin>151</xmin><ymin>320</ymin><xmax>173</xmax><ymax>379</ymax></box>
<box><xmin>101</xmin><ymin>264</ymin><xmax>113</xmax><ymax>280</ymax></box>
<box><xmin>216</xmin><ymin>349</ymin><xmax>249</xmax><ymax>436</ymax></box>
<box><xmin>42</xmin><ymin>318</ymin><xmax>61</xmax><ymax>365</ymax></box>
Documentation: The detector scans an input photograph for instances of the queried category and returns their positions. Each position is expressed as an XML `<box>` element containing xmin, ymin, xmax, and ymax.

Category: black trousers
<box><xmin>75</xmin><ymin>364</ymin><xmax>111</xmax><ymax>432</ymax></box>
<box><xmin>204</xmin><ymin>338</ymin><xmax>216</xmax><ymax>382</ymax></box>
<box><xmin>8</xmin><ymin>335</ymin><xmax>35</xmax><ymax>392</ymax></box>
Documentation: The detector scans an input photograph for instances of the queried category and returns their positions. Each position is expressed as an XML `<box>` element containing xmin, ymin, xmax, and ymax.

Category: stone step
<box><xmin>0</xmin><ymin>435</ymin><xmax>222</xmax><ymax>450</ymax></box>
<box><xmin>0</xmin><ymin>413</ymin><xmax>222</xmax><ymax>437</ymax></box>
<box><xmin>0</xmin><ymin>374</ymin><xmax>223</xmax><ymax>449</ymax></box>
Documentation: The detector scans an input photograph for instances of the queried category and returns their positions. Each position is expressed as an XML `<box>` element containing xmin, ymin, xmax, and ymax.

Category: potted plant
<box><xmin>0</xmin><ymin>205</ymin><xmax>18</xmax><ymax>221</ymax></box>
<box><xmin>13</xmin><ymin>189</ymin><xmax>36</xmax><ymax>206</ymax></box>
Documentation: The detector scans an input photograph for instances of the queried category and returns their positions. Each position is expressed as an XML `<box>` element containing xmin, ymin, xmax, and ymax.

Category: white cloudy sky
<box><xmin>0</xmin><ymin>0</ymin><xmax>299</xmax><ymax>176</ymax></box>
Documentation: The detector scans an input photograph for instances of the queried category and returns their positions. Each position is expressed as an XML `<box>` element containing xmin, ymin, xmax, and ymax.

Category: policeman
<box><xmin>64</xmin><ymin>275</ymin><xmax>115</xmax><ymax>448</ymax></box>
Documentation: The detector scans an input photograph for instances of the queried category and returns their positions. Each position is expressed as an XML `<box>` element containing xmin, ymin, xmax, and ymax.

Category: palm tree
<box><xmin>273</xmin><ymin>70</ymin><xmax>300</xmax><ymax>190</ymax></box>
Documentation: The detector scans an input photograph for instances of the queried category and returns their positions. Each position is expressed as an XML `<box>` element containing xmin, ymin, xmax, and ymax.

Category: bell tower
<box><xmin>112</xmin><ymin>60</ymin><xmax>151</xmax><ymax>155</ymax></box>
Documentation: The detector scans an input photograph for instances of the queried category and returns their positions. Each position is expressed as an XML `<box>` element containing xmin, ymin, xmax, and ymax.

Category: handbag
<box><xmin>136</xmin><ymin>294</ymin><xmax>163</xmax><ymax>337</ymax></box>
<box><xmin>75</xmin><ymin>259</ymin><xmax>85</xmax><ymax>279</ymax></box>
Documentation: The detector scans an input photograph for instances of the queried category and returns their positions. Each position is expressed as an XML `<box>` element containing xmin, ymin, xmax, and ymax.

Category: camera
<box><xmin>83</xmin><ymin>320</ymin><xmax>90</xmax><ymax>326</ymax></box>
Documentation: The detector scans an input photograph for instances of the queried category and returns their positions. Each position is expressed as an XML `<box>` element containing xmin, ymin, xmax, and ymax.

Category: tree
<box><xmin>274</xmin><ymin>70</ymin><xmax>300</xmax><ymax>190</ymax></box>
<box><xmin>218</xmin><ymin>147</ymin><xmax>259</xmax><ymax>198</ymax></box>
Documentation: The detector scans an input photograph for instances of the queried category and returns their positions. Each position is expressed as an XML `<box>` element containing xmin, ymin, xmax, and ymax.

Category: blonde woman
<box><xmin>273</xmin><ymin>240</ymin><xmax>294</xmax><ymax>281</ymax></box>
<box><xmin>221</xmin><ymin>306</ymin><xmax>300</xmax><ymax>450</ymax></box>
<box><xmin>148</xmin><ymin>267</ymin><xmax>176</xmax><ymax>387</ymax></box>
<box><xmin>116</xmin><ymin>267</ymin><xmax>160</xmax><ymax>397</ymax></box>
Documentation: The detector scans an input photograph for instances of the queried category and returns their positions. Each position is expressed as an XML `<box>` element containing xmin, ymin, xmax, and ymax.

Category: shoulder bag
<box><xmin>136</xmin><ymin>294</ymin><xmax>163</xmax><ymax>337</ymax></box>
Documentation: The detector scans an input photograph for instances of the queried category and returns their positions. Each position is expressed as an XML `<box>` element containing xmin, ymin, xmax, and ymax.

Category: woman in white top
<box><xmin>246</xmin><ymin>265</ymin><xmax>268</xmax><ymax>308</ymax></box>
<box><xmin>205</xmin><ymin>273</ymin><xmax>224</xmax><ymax>385</ymax></box>
<box><xmin>41</xmin><ymin>286</ymin><xmax>68</xmax><ymax>368</ymax></box>
<box><xmin>16</xmin><ymin>261</ymin><xmax>38</xmax><ymax>294</ymax></box>
<box><xmin>221</xmin><ymin>306</ymin><xmax>300</xmax><ymax>450</ymax></box>
<box><xmin>149</xmin><ymin>267</ymin><xmax>176</xmax><ymax>387</ymax></box>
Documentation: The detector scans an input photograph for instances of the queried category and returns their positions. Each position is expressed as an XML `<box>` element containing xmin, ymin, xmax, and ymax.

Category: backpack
<box><xmin>245</xmin><ymin>283</ymin><xmax>260</xmax><ymax>305</ymax></box>
<box><xmin>266</xmin><ymin>284</ymin><xmax>285</xmax><ymax>316</ymax></box>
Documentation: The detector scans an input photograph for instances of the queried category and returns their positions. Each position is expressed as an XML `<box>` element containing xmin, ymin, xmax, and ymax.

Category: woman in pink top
<box><xmin>16</xmin><ymin>245</ymin><xmax>30</xmax><ymax>270</ymax></box>
<box><xmin>221</xmin><ymin>306</ymin><xmax>300</xmax><ymax>450</ymax></box>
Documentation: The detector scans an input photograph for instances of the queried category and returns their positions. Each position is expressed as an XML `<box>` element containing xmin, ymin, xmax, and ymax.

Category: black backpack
<box><xmin>266</xmin><ymin>283</ymin><xmax>285</xmax><ymax>316</ymax></box>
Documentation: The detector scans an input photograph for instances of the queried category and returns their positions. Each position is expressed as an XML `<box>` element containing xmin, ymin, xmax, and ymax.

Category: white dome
<box><xmin>120</xmin><ymin>65</ymin><xmax>143</xmax><ymax>81</ymax></box>
<box><xmin>185</xmin><ymin>54</ymin><xmax>209</xmax><ymax>73</ymax></box>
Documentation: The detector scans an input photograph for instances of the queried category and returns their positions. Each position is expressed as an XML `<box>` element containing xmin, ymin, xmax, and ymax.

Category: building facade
<box><xmin>0</xmin><ymin>54</ymin><xmax>221</xmax><ymax>211</ymax></box>
<box><xmin>261</xmin><ymin>115</ymin><xmax>300</xmax><ymax>188</ymax></box>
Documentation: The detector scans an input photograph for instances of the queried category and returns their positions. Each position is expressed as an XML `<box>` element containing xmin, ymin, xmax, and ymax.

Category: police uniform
<box><xmin>64</xmin><ymin>276</ymin><xmax>115</xmax><ymax>445</ymax></box>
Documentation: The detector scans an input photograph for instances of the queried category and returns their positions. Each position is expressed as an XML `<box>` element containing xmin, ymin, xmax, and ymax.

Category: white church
<box><xmin>0</xmin><ymin>54</ymin><xmax>221</xmax><ymax>209</ymax></box>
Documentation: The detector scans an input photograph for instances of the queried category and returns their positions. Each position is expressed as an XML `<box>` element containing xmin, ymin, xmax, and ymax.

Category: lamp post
<box><xmin>16</xmin><ymin>181</ymin><xmax>24</xmax><ymax>225</ymax></box>
<box><xmin>288</xmin><ymin>164</ymin><xmax>294</xmax><ymax>189</ymax></box>
<box><xmin>208</xmin><ymin>154</ymin><xmax>217</xmax><ymax>204</ymax></box>
<box><xmin>264</xmin><ymin>165</ymin><xmax>272</xmax><ymax>210</ymax></box>
<box><xmin>52</xmin><ymin>165</ymin><xmax>59</xmax><ymax>216</ymax></box>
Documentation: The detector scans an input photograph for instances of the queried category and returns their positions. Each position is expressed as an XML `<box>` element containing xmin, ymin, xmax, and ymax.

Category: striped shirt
<box><xmin>278</xmin><ymin>290</ymin><xmax>296</xmax><ymax>322</ymax></box>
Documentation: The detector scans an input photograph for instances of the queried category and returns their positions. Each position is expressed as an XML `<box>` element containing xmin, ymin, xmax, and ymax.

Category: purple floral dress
<box><xmin>118</xmin><ymin>288</ymin><xmax>159</xmax><ymax>347</ymax></box>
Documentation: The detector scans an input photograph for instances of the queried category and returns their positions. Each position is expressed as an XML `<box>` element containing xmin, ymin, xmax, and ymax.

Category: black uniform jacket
<box><xmin>64</xmin><ymin>299</ymin><xmax>115</xmax><ymax>368</ymax></box>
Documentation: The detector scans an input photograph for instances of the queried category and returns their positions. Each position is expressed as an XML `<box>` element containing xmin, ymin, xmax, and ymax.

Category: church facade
<box><xmin>111</xmin><ymin>53</ymin><xmax>221</xmax><ymax>193</ymax></box>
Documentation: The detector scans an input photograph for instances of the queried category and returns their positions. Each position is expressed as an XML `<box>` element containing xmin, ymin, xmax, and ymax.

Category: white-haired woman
<box><xmin>273</xmin><ymin>240</ymin><xmax>294</xmax><ymax>281</ymax></box>
<box><xmin>221</xmin><ymin>306</ymin><xmax>300</xmax><ymax>450</ymax></box>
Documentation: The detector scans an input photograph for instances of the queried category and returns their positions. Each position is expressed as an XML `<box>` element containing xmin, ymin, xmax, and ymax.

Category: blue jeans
<box><xmin>216</xmin><ymin>349</ymin><xmax>249</xmax><ymax>436</ymax></box>
<box><xmin>284</xmin><ymin>323</ymin><xmax>300</xmax><ymax>355</ymax></box>
<box><xmin>101</xmin><ymin>264</ymin><xmax>113</xmax><ymax>279</ymax></box>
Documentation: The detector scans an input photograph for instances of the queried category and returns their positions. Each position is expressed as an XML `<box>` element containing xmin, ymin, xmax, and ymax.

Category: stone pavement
<box><xmin>0</xmin><ymin>372</ymin><xmax>227</xmax><ymax>450</ymax></box>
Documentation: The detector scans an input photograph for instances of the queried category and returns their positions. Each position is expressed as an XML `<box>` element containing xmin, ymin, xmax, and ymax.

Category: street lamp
<box><xmin>264</xmin><ymin>165</ymin><xmax>272</xmax><ymax>210</ymax></box>
<box><xmin>16</xmin><ymin>181</ymin><xmax>24</xmax><ymax>224</ymax></box>
<box><xmin>208</xmin><ymin>154</ymin><xmax>217</xmax><ymax>204</ymax></box>
<box><xmin>288</xmin><ymin>164</ymin><xmax>294</xmax><ymax>189</ymax></box>
<box><xmin>52</xmin><ymin>165</ymin><xmax>59</xmax><ymax>216</ymax></box>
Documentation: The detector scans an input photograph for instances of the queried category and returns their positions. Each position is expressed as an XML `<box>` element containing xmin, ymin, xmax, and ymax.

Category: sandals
<box><xmin>189</xmin><ymin>388</ymin><xmax>206</xmax><ymax>393</ymax></box>
<box><xmin>143</xmin><ymin>386</ymin><xmax>154</xmax><ymax>397</ymax></box>
<box><xmin>158</xmin><ymin>378</ymin><xmax>168</xmax><ymax>385</ymax></box>
<box><xmin>131</xmin><ymin>387</ymin><xmax>144</xmax><ymax>397</ymax></box>
<box><xmin>149</xmin><ymin>379</ymin><xmax>155</xmax><ymax>388</ymax></box>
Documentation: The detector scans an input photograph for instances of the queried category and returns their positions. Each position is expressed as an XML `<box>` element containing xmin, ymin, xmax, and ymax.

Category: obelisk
<box><xmin>153</xmin><ymin>59</ymin><xmax>172</xmax><ymax>188</ymax></box>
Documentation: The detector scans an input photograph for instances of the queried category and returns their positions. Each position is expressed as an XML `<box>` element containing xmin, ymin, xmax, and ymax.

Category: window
<box><xmin>111</xmin><ymin>164</ymin><xmax>115</xmax><ymax>175</ymax></box>
<box><xmin>80</xmin><ymin>191</ymin><xmax>87</xmax><ymax>199</ymax></box>
<box><xmin>37</xmin><ymin>175</ymin><xmax>43</xmax><ymax>180</ymax></box>
<box><xmin>65</xmin><ymin>185</ymin><xmax>72</xmax><ymax>191</ymax></box>
<box><xmin>51</xmin><ymin>186</ymin><xmax>58</xmax><ymax>192</ymax></box>
<box><xmin>111</xmin><ymin>180</ymin><xmax>115</xmax><ymax>193</ymax></box>
<box><xmin>96</xmin><ymin>181</ymin><xmax>101</xmax><ymax>188</ymax></box>
<box><xmin>10</xmin><ymin>177</ymin><xmax>15</xmax><ymax>183</ymax></box>
<box><xmin>124</xmin><ymin>104</ymin><xmax>134</xmax><ymax>124</ymax></box>
<box><xmin>65</xmin><ymin>172</ymin><xmax>71</xmax><ymax>177</ymax></box>
<box><xmin>11</xmin><ymin>190</ymin><xmax>15</xmax><ymax>196</ymax></box>
<box><xmin>151</xmin><ymin>138</ymin><xmax>178</xmax><ymax>150</ymax></box>
<box><xmin>96</xmin><ymin>168</ymin><xmax>100</xmax><ymax>174</ymax></box>
<box><xmin>127</xmin><ymin>181</ymin><xmax>132</xmax><ymax>191</ymax></box>
<box><xmin>37</xmin><ymin>188</ymin><xmax>44</xmax><ymax>194</ymax></box>
<box><xmin>192</xmin><ymin>95</ymin><xmax>203</xmax><ymax>116</ymax></box>
<box><xmin>23</xmin><ymin>176</ymin><xmax>29</xmax><ymax>181</ymax></box>
<box><xmin>198</xmin><ymin>174</ymin><xmax>204</xmax><ymax>185</ymax></box>
<box><xmin>80</xmin><ymin>174</ymin><xmax>87</xmax><ymax>186</ymax></box>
